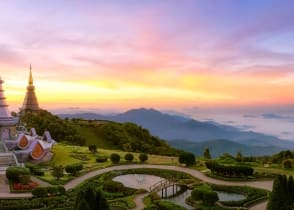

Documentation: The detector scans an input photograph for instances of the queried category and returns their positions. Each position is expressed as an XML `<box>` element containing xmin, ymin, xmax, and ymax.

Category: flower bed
<box><xmin>11</xmin><ymin>181</ymin><xmax>38</xmax><ymax>192</ymax></box>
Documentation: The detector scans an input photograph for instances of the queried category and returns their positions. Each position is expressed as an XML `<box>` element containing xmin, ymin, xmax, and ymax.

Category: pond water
<box><xmin>216</xmin><ymin>191</ymin><xmax>246</xmax><ymax>201</ymax></box>
<box><xmin>113</xmin><ymin>174</ymin><xmax>165</xmax><ymax>191</ymax></box>
<box><xmin>166</xmin><ymin>190</ymin><xmax>246</xmax><ymax>209</ymax></box>
<box><xmin>113</xmin><ymin>174</ymin><xmax>246</xmax><ymax>209</ymax></box>
<box><xmin>167</xmin><ymin>189</ymin><xmax>193</xmax><ymax>210</ymax></box>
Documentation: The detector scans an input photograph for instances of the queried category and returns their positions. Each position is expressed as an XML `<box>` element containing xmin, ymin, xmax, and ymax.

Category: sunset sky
<box><xmin>0</xmin><ymin>0</ymin><xmax>294</xmax><ymax>112</ymax></box>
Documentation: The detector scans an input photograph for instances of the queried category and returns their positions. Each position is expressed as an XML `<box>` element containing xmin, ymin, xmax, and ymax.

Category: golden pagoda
<box><xmin>22</xmin><ymin>65</ymin><xmax>40</xmax><ymax>112</ymax></box>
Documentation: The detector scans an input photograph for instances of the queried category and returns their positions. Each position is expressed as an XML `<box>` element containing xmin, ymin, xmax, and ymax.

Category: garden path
<box><xmin>64</xmin><ymin>164</ymin><xmax>272</xmax><ymax>210</ymax></box>
<box><xmin>132</xmin><ymin>193</ymin><xmax>148</xmax><ymax>210</ymax></box>
<box><xmin>65</xmin><ymin>164</ymin><xmax>273</xmax><ymax>191</ymax></box>
<box><xmin>0</xmin><ymin>164</ymin><xmax>272</xmax><ymax>210</ymax></box>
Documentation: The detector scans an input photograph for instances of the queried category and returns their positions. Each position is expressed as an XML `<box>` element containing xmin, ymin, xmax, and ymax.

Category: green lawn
<box><xmin>73</xmin><ymin>123</ymin><xmax>117</xmax><ymax>149</ymax></box>
<box><xmin>38</xmin><ymin>142</ymin><xmax>179</xmax><ymax>184</ymax></box>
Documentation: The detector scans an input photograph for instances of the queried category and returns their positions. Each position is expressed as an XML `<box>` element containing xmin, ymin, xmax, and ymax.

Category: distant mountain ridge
<box><xmin>169</xmin><ymin>139</ymin><xmax>284</xmax><ymax>158</ymax></box>
<box><xmin>59</xmin><ymin>108</ymin><xmax>294</xmax><ymax>155</ymax></box>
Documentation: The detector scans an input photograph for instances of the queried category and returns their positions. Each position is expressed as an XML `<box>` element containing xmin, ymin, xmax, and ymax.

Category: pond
<box><xmin>113</xmin><ymin>174</ymin><xmax>246</xmax><ymax>209</ymax></box>
<box><xmin>166</xmin><ymin>190</ymin><xmax>246</xmax><ymax>209</ymax></box>
<box><xmin>113</xmin><ymin>174</ymin><xmax>165</xmax><ymax>191</ymax></box>
<box><xmin>167</xmin><ymin>189</ymin><xmax>194</xmax><ymax>210</ymax></box>
<box><xmin>216</xmin><ymin>191</ymin><xmax>246</xmax><ymax>201</ymax></box>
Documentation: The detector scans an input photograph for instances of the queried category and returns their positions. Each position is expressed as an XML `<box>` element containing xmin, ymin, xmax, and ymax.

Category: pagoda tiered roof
<box><xmin>22</xmin><ymin>65</ymin><xmax>40</xmax><ymax>111</ymax></box>
<box><xmin>0</xmin><ymin>76</ymin><xmax>17</xmax><ymax>126</ymax></box>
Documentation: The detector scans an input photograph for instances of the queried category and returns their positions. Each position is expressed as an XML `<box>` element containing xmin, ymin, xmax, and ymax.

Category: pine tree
<box><xmin>74</xmin><ymin>185</ymin><xmax>109</xmax><ymax>210</ymax></box>
<box><xmin>203</xmin><ymin>148</ymin><xmax>211</xmax><ymax>159</ymax></box>
<box><xmin>267</xmin><ymin>175</ymin><xmax>285</xmax><ymax>210</ymax></box>
<box><xmin>236</xmin><ymin>151</ymin><xmax>243</xmax><ymax>162</ymax></box>
<box><xmin>75</xmin><ymin>198</ymin><xmax>90</xmax><ymax>210</ymax></box>
<box><xmin>288</xmin><ymin>176</ymin><xmax>294</xmax><ymax>202</ymax></box>
<box><xmin>268</xmin><ymin>175</ymin><xmax>294</xmax><ymax>210</ymax></box>
<box><xmin>51</xmin><ymin>165</ymin><xmax>64</xmax><ymax>181</ymax></box>
<box><xmin>96</xmin><ymin>190</ymin><xmax>109</xmax><ymax>210</ymax></box>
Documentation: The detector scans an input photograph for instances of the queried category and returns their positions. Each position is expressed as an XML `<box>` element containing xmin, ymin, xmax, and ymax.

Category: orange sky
<box><xmin>1</xmin><ymin>1</ymin><xmax>294</xmax><ymax>111</ymax></box>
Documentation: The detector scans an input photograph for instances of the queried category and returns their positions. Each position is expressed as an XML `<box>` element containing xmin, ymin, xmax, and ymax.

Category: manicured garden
<box><xmin>6</xmin><ymin>166</ymin><xmax>39</xmax><ymax>193</ymax></box>
<box><xmin>34</xmin><ymin>142</ymin><xmax>178</xmax><ymax>185</ymax></box>
<box><xmin>186</xmin><ymin>183</ymin><xmax>269</xmax><ymax>209</ymax></box>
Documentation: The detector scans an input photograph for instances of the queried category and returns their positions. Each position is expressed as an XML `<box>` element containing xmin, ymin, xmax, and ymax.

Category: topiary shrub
<box><xmin>283</xmin><ymin>159</ymin><xmax>292</xmax><ymax>168</ymax></box>
<box><xmin>26</xmin><ymin>163</ymin><xmax>45</xmax><ymax>176</ymax></box>
<box><xmin>57</xmin><ymin>185</ymin><xmax>66</xmax><ymax>195</ymax></box>
<box><xmin>18</xmin><ymin>175</ymin><xmax>31</xmax><ymax>184</ymax></box>
<box><xmin>65</xmin><ymin>163</ymin><xmax>83</xmax><ymax>176</ymax></box>
<box><xmin>32</xmin><ymin>186</ymin><xmax>66</xmax><ymax>197</ymax></box>
<box><xmin>6</xmin><ymin>166</ymin><xmax>30</xmax><ymax>182</ymax></box>
<box><xmin>96</xmin><ymin>156</ymin><xmax>108</xmax><ymax>163</ymax></box>
<box><xmin>178</xmin><ymin>152</ymin><xmax>196</xmax><ymax>166</ymax></box>
<box><xmin>32</xmin><ymin>168</ymin><xmax>45</xmax><ymax>176</ymax></box>
<box><xmin>191</xmin><ymin>184</ymin><xmax>219</xmax><ymax>206</ymax></box>
<box><xmin>139</xmin><ymin>153</ymin><xmax>148</xmax><ymax>163</ymax></box>
<box><xmin>88</xmin><ymin>145</ymin><xmax>97</xmax><ymax>153</ymax></box>
<box><xmin>32</xmin><ymin>186</ymin><xmax>48</xmax><ymax>197</ymax></box>
<box><xmin>103</xmin><ymin>180</ymin><xmax>125</xmax><ymax>192</ymax></box>
<box><xmin>47</xmin><ymin>186</ymin><xmax>59</xmax><ymax>196</ymax></box>
<box><xmin>110</xmin><ymin>153</ymin><xmax>120</xmax><ymax>164</ymax></box>
<box><xmin>202</xmin><ymin>191</ymin><xmax>219</xmax><ymax>206</ymax></box>
<box><xmin>125</xmin><ymin>153</ymin><xmax>134</xmax><ymax>162</ymax></box>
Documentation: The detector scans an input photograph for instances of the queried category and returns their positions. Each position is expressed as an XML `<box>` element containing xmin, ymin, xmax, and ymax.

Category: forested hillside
<box><xmin>20</xmin><ymin>110</ymin><xmax>180</xmax><ymax>155</ymax></box>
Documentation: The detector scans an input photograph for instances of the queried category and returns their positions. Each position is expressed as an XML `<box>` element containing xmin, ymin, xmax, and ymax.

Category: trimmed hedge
<box><xmin>96</xmin><ymin>156</ymin><xmax>108</xmax><ymax>163</ymax></box>
<box><xmin>26</xmin><ymin>163</ymin><xmax>45</xmax><ymax>176</ymax></box>
<box><xmin>6</xmin><ymin>166</ymin><xmax>30</xmax><ymax>182</ymax></box>
<box><xmin>103</xmin><ymin>180</ymin><xmax>125</xmax><ymax>193</ymax></box>
<box><xmin>124</xmin><ymin>153</ymin><xmax>134</xmax><ymax>162</ymax></box>
<box><xmin>32</xmin><ymin>186</ymin><xmax>66</xmax><ymax>197</ymax></box>
<box><xmin>139</xmin><ymin>153</ymin><xmax>148</xmax><ymax>163</ymax></box>
<box><xmin>206</xmin><ymin>161</ymin><xmax>254</xmax><ymax>177</ymax></box>
<box><xmin>110</xmin><ymin>153</ymin><xmax>120</xmax><ymax>164</ymax></box>
<box><xmin>65</xmin><ymin>163</ymin><xmax>83</xmax><ymax>176</ymax></box>
<box><xmin>178</xmin><ymin>152</ymin><xmax>196</xmax><ymax>166</ymax></box>
<box><xmin>191</xmin><ymin>184</ymin><xmax>219</xmax><ymax>206</ymax></box>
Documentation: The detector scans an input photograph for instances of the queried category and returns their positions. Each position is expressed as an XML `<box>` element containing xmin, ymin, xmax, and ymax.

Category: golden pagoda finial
<box><xmin>29</xmin><ymin>64</ymin><xmax>33</xmax><ymax>85</ymax></box>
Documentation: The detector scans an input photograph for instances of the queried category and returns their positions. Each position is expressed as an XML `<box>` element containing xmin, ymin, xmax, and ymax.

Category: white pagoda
<box><xmin>0</xmin><ymin>72</ymin><xmax>55</xmax><ymax>169</ymax></box>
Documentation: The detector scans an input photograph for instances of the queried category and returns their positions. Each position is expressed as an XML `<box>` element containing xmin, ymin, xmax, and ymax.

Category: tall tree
<box><xmin>51</xmin><ymin>165</ymin><xmax>64</xmax><ymax>181</ymax></box>
<box><xmin>288</xmin><ymin>176</ymin><xmax>294</xmax><ymax>202</ymax></box>
<box><xmin>236</xmin><ymin>151</ymin><xmax>243</xmax><ymax>162</ymax></box>
<box><xmin>74</xmin><ymin>185</ymin><xmax>109</xmax><ymax>210</ymax></box>
<box><xmin>267</xmin><ymin>175</ymin><xmax>289</xmax><ymax>210</ymax></box>
<box><xmin>203</xmin><ymin>148</ymin><xmax>211</xmax><ymax>159</ymax></box>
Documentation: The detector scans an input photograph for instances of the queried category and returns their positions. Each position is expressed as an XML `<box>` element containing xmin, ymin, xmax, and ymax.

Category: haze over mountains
<box><xmin>59</xmin><ymin>108</ymin><xmax>294</xmax><ymax>157</ymax></box>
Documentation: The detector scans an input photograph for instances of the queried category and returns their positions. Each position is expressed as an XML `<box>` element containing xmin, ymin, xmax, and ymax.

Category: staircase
<box><xmin>0</xmin><ymin>152</ymin><xmax>19</xmax><ymax>174</ymax></box>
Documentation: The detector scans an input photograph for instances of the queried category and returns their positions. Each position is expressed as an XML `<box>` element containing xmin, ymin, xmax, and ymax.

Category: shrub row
<box><xmin>96</xmin><ymin>156</ymin><xmax>108</xmax><ymax>163</ymax></box>
<box><xmin>191</xmin><ymin>184</ymin><xmax>219</xmax><ymax>206</ymax></box>
<box><xmin>6</xmin><ymin>166</ymin><xmax>30</xmax><ymax>183</ymax></box>
<box><xmin>109</xmin><ymin>153</ymin><xmax>148</xmax><ymax>164</ymax></box>
<box><xmin>26</xmin><ymin>163</ymin><xmax>45</xmax><ymax>176</ymax></box>
<box><xmin>32</xmin><ymin>186</ymin><xmax>66</xmax><ymax>197</ymax></box>
<box><xmin>65</xmin><ymin>163</ymin><xmax>83</xmax><ymax>176</ymax></box>
<box><xmin>205</xmin><ymin>161</ymin><xmax>254</xmax><ymax>177</ymax></box>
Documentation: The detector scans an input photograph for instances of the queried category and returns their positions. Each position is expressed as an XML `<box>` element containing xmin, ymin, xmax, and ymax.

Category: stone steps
<box><xmin>0</xmin><ymin>153</ymin><xmax>17</xmax><ymax>168</ymax></box>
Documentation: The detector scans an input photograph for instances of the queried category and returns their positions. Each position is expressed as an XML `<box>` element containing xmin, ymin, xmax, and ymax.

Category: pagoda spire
<box><xmin>29</xmin><ymin>64</ymin><xmax>33</xmax><ymax>85</ymax></box>
<box><xmin>21</xmin><ymin>65</ymin><xmax>40</xmax><ymax>112</ymax></box>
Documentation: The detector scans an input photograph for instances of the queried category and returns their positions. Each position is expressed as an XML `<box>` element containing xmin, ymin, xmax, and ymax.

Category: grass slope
<box><xmin>71</xmin><ymin>119</ymin><xmax>180</xmax><ymax>155</ymax></box>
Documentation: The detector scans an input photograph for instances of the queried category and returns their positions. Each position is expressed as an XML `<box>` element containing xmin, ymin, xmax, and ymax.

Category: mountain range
<box><xmin>59</xmin><ymin>108</ymin><xmax>294</xmax><ymax>157</ymax></box>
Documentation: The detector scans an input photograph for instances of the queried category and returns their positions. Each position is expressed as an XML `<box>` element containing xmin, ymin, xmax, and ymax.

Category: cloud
<box><xmin>262</xmin><ymin>113</ymin><xmax>294</xmax><ymax>122</ymax></box>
